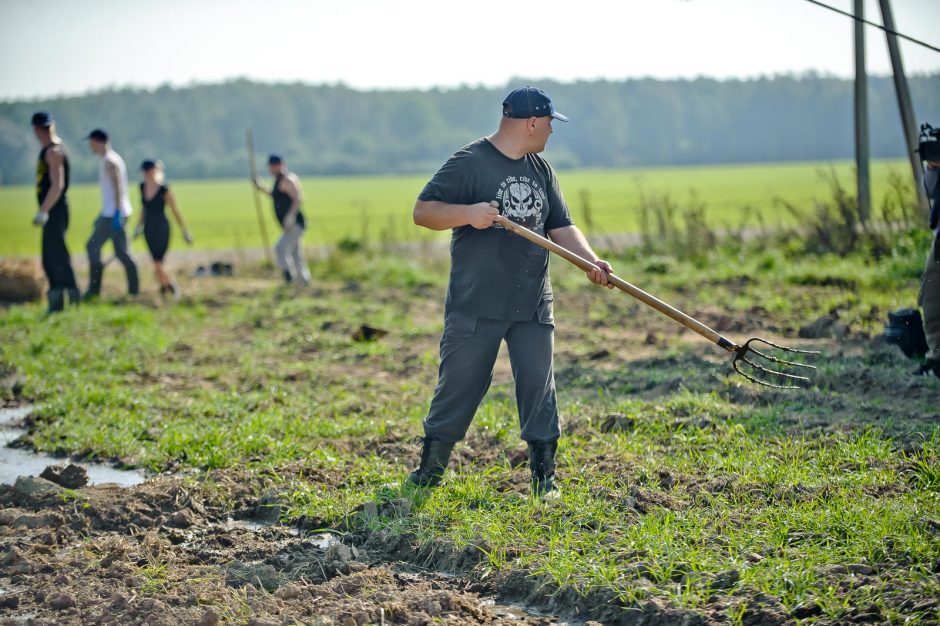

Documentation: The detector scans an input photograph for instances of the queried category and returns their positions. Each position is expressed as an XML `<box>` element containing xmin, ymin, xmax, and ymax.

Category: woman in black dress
<box><xmin>133</xmin><ymin>160</ymin><xmax>192</xmax><ymax>296</ymax></box>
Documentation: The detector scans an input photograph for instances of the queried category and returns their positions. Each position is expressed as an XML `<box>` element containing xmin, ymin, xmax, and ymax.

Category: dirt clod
<box><xmin>351</xmin><ymin>325</ymin><xmax>388</xmax><ymax>342</ymax></box>
<box><xmin>39</xmin><ymin>464</ymin><xmax>89</xmax><ymax>489</ymax></box>
<box><xmin>13</xmin><ymin>475</ymin><xmax>63</xmax><ymax>497</ymax></box>
<box><xmin>326</xmin><ymin>542</ymin><xmax>354</xmax><ymax>564</ymax></box>
<box><xmin>169</xmin><ymin>508</ymin><xmax>196</xmax><ymax>528</ymax></box>
<box><xmin>712</xmin><ymin>568</ymin><xmax>740</xmax><ymax>590</ymax></box>
<box><xmin>356</xmin><ymin>501</ymin><xmax>379</xmax><ymax>518</ymax></box>
<box><xmin>195</xmin><ymin>609</ymin><xmax>221</xmax><ymax>626</ymax></box>
<box><xmin>598</xmin><ymin>414</ymin><xmax>635</xmax><ymax>433</ymax></box>
<box><xmin>223</xmin><ymin>560</ymin><xmax>281</xmax><ymax>592</ymax></box>
<box><xmin>658</xmin><ymin>470</ymin><xmax>676</xmax><ymax>490</ymax></box>
<box><xmin>380</xmin><ymin>498</ymin><xmax>411</xmax><ymax>518</ymax></box>
<box><xmin>798</xmin><ymin>313</ymin><xmax>849</xmax><ymax>339</ymax></box>
<box><xmin>0</xmin><ymin>594</ymin><xmax>19</xmax><ymax>609</ymax></box>
<box><xmin>790</xmin><ymin>601</ymin><xmax>822</xmax><ymax>618</ymax></box>
<box><xmin>48</xmin><ymin>593</ymin><xmax>76</xmax><ymax>610</ymax></box>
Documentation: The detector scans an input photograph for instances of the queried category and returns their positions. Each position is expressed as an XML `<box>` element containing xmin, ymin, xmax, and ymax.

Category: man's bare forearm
<box><xmin>39</xmin><ymin>181</ymin><xmax>63</xmax><ymax>213</ymax></box>
<box><xmin>39</xmin><ymin>156</ymin><xmax>64</xmax><ymax>212</ymax></box>
<box><xmin>413</xmin><ymin>200</ymin><xmax>470</xmax><ymax>230</ymax></box>
<box><xmin>107</xmin><ymin>163</ymin><xmax>121</xmax><ymax>211</ymax></box>
<box><xmin>548</xmin><ymin>224</ymin><xmax>614</xmax><ymax>287</ymax></box>
<box><xmin>166</xmin><ymin>191</ymin><xmax>185</xmax><ymax>230</ymax></box>
<box><xmin>547</xmin><ymin>225</ymin><xmax>601</xmax><ymax>262</ymax></box>
<box><xmin>287</xmin><ymin>198</ymin><xmax>300</xmax><ymax>218</ymax></box>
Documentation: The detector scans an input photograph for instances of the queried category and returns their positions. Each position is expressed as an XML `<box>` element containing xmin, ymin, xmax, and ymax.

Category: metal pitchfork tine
<box><xmin>732</xmin><ymin>337</ymin><xmax>819</xmax><ymax>389</ymax></box>
<box><xmin>490</xmin><ymin>203</ymin><xmax>821</xmax><ymax>389</ymax></box>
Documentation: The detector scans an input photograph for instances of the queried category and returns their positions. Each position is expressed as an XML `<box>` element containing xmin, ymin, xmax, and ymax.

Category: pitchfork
<box><xmin>492</xmin><ymin>208</ymin><xmax>819</xmax><ymax>389</ymax></box>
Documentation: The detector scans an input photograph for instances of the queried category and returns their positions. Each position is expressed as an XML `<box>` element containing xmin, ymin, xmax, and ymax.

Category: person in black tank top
<box><xmin>30</xmin><ymin>112</ymin><xmax>78</xmax><ymax>313</ymax></box>
<box><xmin>132</xmin><ymin>160</ymin><xmax>193</xmax><ymax>297</ymax></box>
<box><xmin>252</xmin><ymin>154</ymin><xmax>310</xmax><ymax>284</ymax></box>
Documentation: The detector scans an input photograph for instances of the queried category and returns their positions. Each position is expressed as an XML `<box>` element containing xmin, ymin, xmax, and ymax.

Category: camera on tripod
<box><xmin>919</xmin><ymin>123</ymin><xmax>940</xmax><ymax>162</ymax></box>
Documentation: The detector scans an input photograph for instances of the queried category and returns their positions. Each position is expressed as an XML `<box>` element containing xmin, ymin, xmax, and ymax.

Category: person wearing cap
<box><xmin>131</xmin><ymin>160</ymin><xmax>193</xmax><ymax>297</ymax></box>
<box><xmin>83</xmin><ymin>129</ymin><xmax>139</xmax><ymax>299</ymax></box>
<box><xmin>252</xmin><ymin>155</ymin><xmax>310</xmax><ymax>285</ymax></box>
<box><xmin>30</xmin><ymin>112</ymin><xmax>80</xmax><ymax>313</ymax></box>
<box><xmin>408</xmin><ymin>86</ymin><xmax>614</xmax><ymax>496</ymax></box>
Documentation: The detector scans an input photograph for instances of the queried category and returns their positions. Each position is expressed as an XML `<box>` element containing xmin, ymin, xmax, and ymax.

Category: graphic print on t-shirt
<box><xmin>495</xmin><ymin>175</ymin><xmax>548</xmax><ymax>231</ymax></box>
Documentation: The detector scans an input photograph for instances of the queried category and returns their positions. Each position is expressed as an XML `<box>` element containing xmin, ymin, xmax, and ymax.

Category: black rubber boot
<box><xmin>408</xmin><ymin>438</ymin><xmax>455</xmax><ymax>487</ymax></box>
<box><xmin>528</xmin><ymin>439</ymin><xmax>559</xmax><ymax>497</ymax></box>
<box><xmin>47</xmin><ymin>288</ymin><xmax>65</xmax><ymax>313</ymax></box>
<box><xmin>912</xmin><ymin>358</ymin><xmax>940</xmax><ymax>379</ymax></box>
<box><xmin>283</xmin><ymin>270</ymin><xmax>293</xmax><ymax>284</ymax></box>
<box><xmin>66</xmin><ymin>288</ymin><xmax>80</xmax><ymax>307</ymax></box>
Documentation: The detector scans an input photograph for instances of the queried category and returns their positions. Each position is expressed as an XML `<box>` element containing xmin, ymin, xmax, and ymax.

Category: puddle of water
<box><xmin>312</xmin><ymin>532</ymin><xmax>342</xmax><ymax>549</ymax></box>
<box><xmin>482</xmin><ymin>599</ymin><xmax>559</xmax><ymax>622</ymax></box>
<box><xmin>0</xmin><ymin>406</ymin><xmax>33</xmax><ymax>426</ymax></box>
<box><xmin>0</xmin><ymin>406</ymin><xmax>146</xmax><ymax>488</ymax></box>
<box><xmin>224</xmin><ymin>518</ymin><xmax>300</xmax><ymax>536</ymax></box>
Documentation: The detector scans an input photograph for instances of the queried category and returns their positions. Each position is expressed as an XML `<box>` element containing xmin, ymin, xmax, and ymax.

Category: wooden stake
<box><xmin>246</xmin><ymin>130</ymin><xmax>273</xmax><ymax>264</ymax></box>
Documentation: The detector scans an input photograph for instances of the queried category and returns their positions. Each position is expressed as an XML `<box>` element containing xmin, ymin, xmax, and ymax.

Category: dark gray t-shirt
<box><xmin>419</xmin><ymin>138</ymin><xmax>574</xmax><ymax>321</ymax></box>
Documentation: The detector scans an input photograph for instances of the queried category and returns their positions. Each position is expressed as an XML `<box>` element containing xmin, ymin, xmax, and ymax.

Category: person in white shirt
<box><xmin>83</xmin><ymin>129</ymin><xmax>139</xmax><ymax>299</ymax></box>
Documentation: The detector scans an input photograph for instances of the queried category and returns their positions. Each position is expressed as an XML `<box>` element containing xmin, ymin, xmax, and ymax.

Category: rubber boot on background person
<box><xmin>407</xmin><ymin>438</ymin><xmax>455</xmax><ymax>487</ymax></box>
<box><xmin>46</xmin><ymin>288</ymin><xmax>65</xmax><ymax>314</ymax></box>
<box><xmin>528</xmin><ymin>439</ymin><xmax>559</xmax><ymax>497</ymax></box>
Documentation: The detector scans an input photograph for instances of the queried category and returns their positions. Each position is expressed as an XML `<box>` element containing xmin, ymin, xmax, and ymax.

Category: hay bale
<box><xmin>0</xmin><ymin>258</ymin><xmax>45</xmax><ymax>303</ymax></box>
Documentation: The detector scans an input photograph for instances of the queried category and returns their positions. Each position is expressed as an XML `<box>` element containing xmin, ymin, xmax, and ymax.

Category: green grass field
<box><xmin>0</xmin><ymin>159</ymin><xmax>911</xmax><ymax>256</ymax></box>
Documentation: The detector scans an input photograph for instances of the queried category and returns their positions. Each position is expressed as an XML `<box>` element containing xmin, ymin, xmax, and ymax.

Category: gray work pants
<box><xmin>275</xmin><ymin>225</ymin><xmax>310</xmax><ymax>283</ymax></box>
<box><xmin>423</xmin><ymin>308</ymin><xmax>559</xmax><ymax>443</ymax></box>
<box><xmin>86</xmin><ymin>216</ymin><xmax>139</xmax><ymax>296</ymax></box>
<box><xmin>919</xmin><ymin>233</ymin><xmax>940</xmax><ymax>360</ymax></box>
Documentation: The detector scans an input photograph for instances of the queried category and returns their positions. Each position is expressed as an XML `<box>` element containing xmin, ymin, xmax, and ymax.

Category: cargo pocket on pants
<box><xmin>536</xmin><ymin>298</ymin><xmax>555</xmax><ymax>328</ymax></box>
<box><xmin>443</xmin><ymin>310</ymin><xmax>478</xmax><ymax>340</ymax></box>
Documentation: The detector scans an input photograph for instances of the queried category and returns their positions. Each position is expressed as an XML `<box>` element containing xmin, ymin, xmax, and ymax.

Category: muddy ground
<box><xmin>1</xmin><ymin>468</ymin><xmax>564</xmax><ymax>626</ymax></box>
<box><xmin>2</xmin><ymin>438</ymin><xmax>936</xmax><ymax>626</ymax></box>
<box><xmin>0</xmin><ymin>464</ymin><xmax>834</xmax><ymax>626</ymax></box>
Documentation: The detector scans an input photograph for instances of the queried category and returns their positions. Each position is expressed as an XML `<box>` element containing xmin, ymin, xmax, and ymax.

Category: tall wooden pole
<box><xmin>854</xmin><ymin>0</ymin><xmax>871</xmax><ymax>223</ymax></box>
<box><xmin>878</xmin><ymin>0</ymin><xmax>930</xmax><ymax>214</ymax></box>
<box><xmin>246</xmin><ymin>130</ymin><xmax>273</xmax><ymax>264</ymax></box>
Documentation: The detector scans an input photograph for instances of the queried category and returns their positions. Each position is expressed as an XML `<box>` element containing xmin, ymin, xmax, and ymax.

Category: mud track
<box><xmin>0</xmin><ymin>461</ymin><xmax>844</xmax><ymax>626</ymax></box>
<box><xmin>0</xmin><ymin>471</ymin><xmax>572</xmax><ymax>626</ymax></box>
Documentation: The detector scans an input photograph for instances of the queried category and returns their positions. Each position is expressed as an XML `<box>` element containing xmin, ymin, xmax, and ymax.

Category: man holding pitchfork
<box><xmin>409</xmin><ymin>87</ymin><xmax>613</xmax><ymax>496</ymax></box>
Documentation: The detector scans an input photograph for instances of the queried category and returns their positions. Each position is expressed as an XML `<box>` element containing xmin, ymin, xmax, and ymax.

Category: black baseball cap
<box><xmin>85</xmin><ymin>129</ymin><xmax>109</xmax><ymax>142</ymax></box>
<box><xmin>140</xmin><ymin>159</ymin><xmax>160</xmax><ymax>171</ymax></box>
<box><xmin>267</xmin><ymin>154</ymin><xmax>283</xmax><ymax>165</ymax></box>
<box><xmin>502</xmin><ymin>86</ymin><xmax>568</xmax><ymax>122</ymax></box>
<box><xmin>31</xmin><ymin>112</ymin><xmax>54</xmax><ymax>127</ymax></box>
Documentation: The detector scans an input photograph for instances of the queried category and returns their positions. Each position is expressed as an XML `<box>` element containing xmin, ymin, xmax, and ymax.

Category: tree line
<box><xmin>0</xmin><ymin>74</ymin><xmax>938</xmax><ymax>185</ymax></box>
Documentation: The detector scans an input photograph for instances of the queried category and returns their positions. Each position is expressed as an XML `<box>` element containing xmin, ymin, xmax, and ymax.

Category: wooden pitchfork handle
<box><xmin>490</xmin><ymin>203</ymin><xmax>739</xmax><ymax>354</ymax></box>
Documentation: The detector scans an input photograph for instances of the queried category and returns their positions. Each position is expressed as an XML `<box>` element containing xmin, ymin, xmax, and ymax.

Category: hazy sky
<box><xmin>1</xmin><ymin>0</ymin><xmax>939</xmax><ymax>101</ymax></box>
